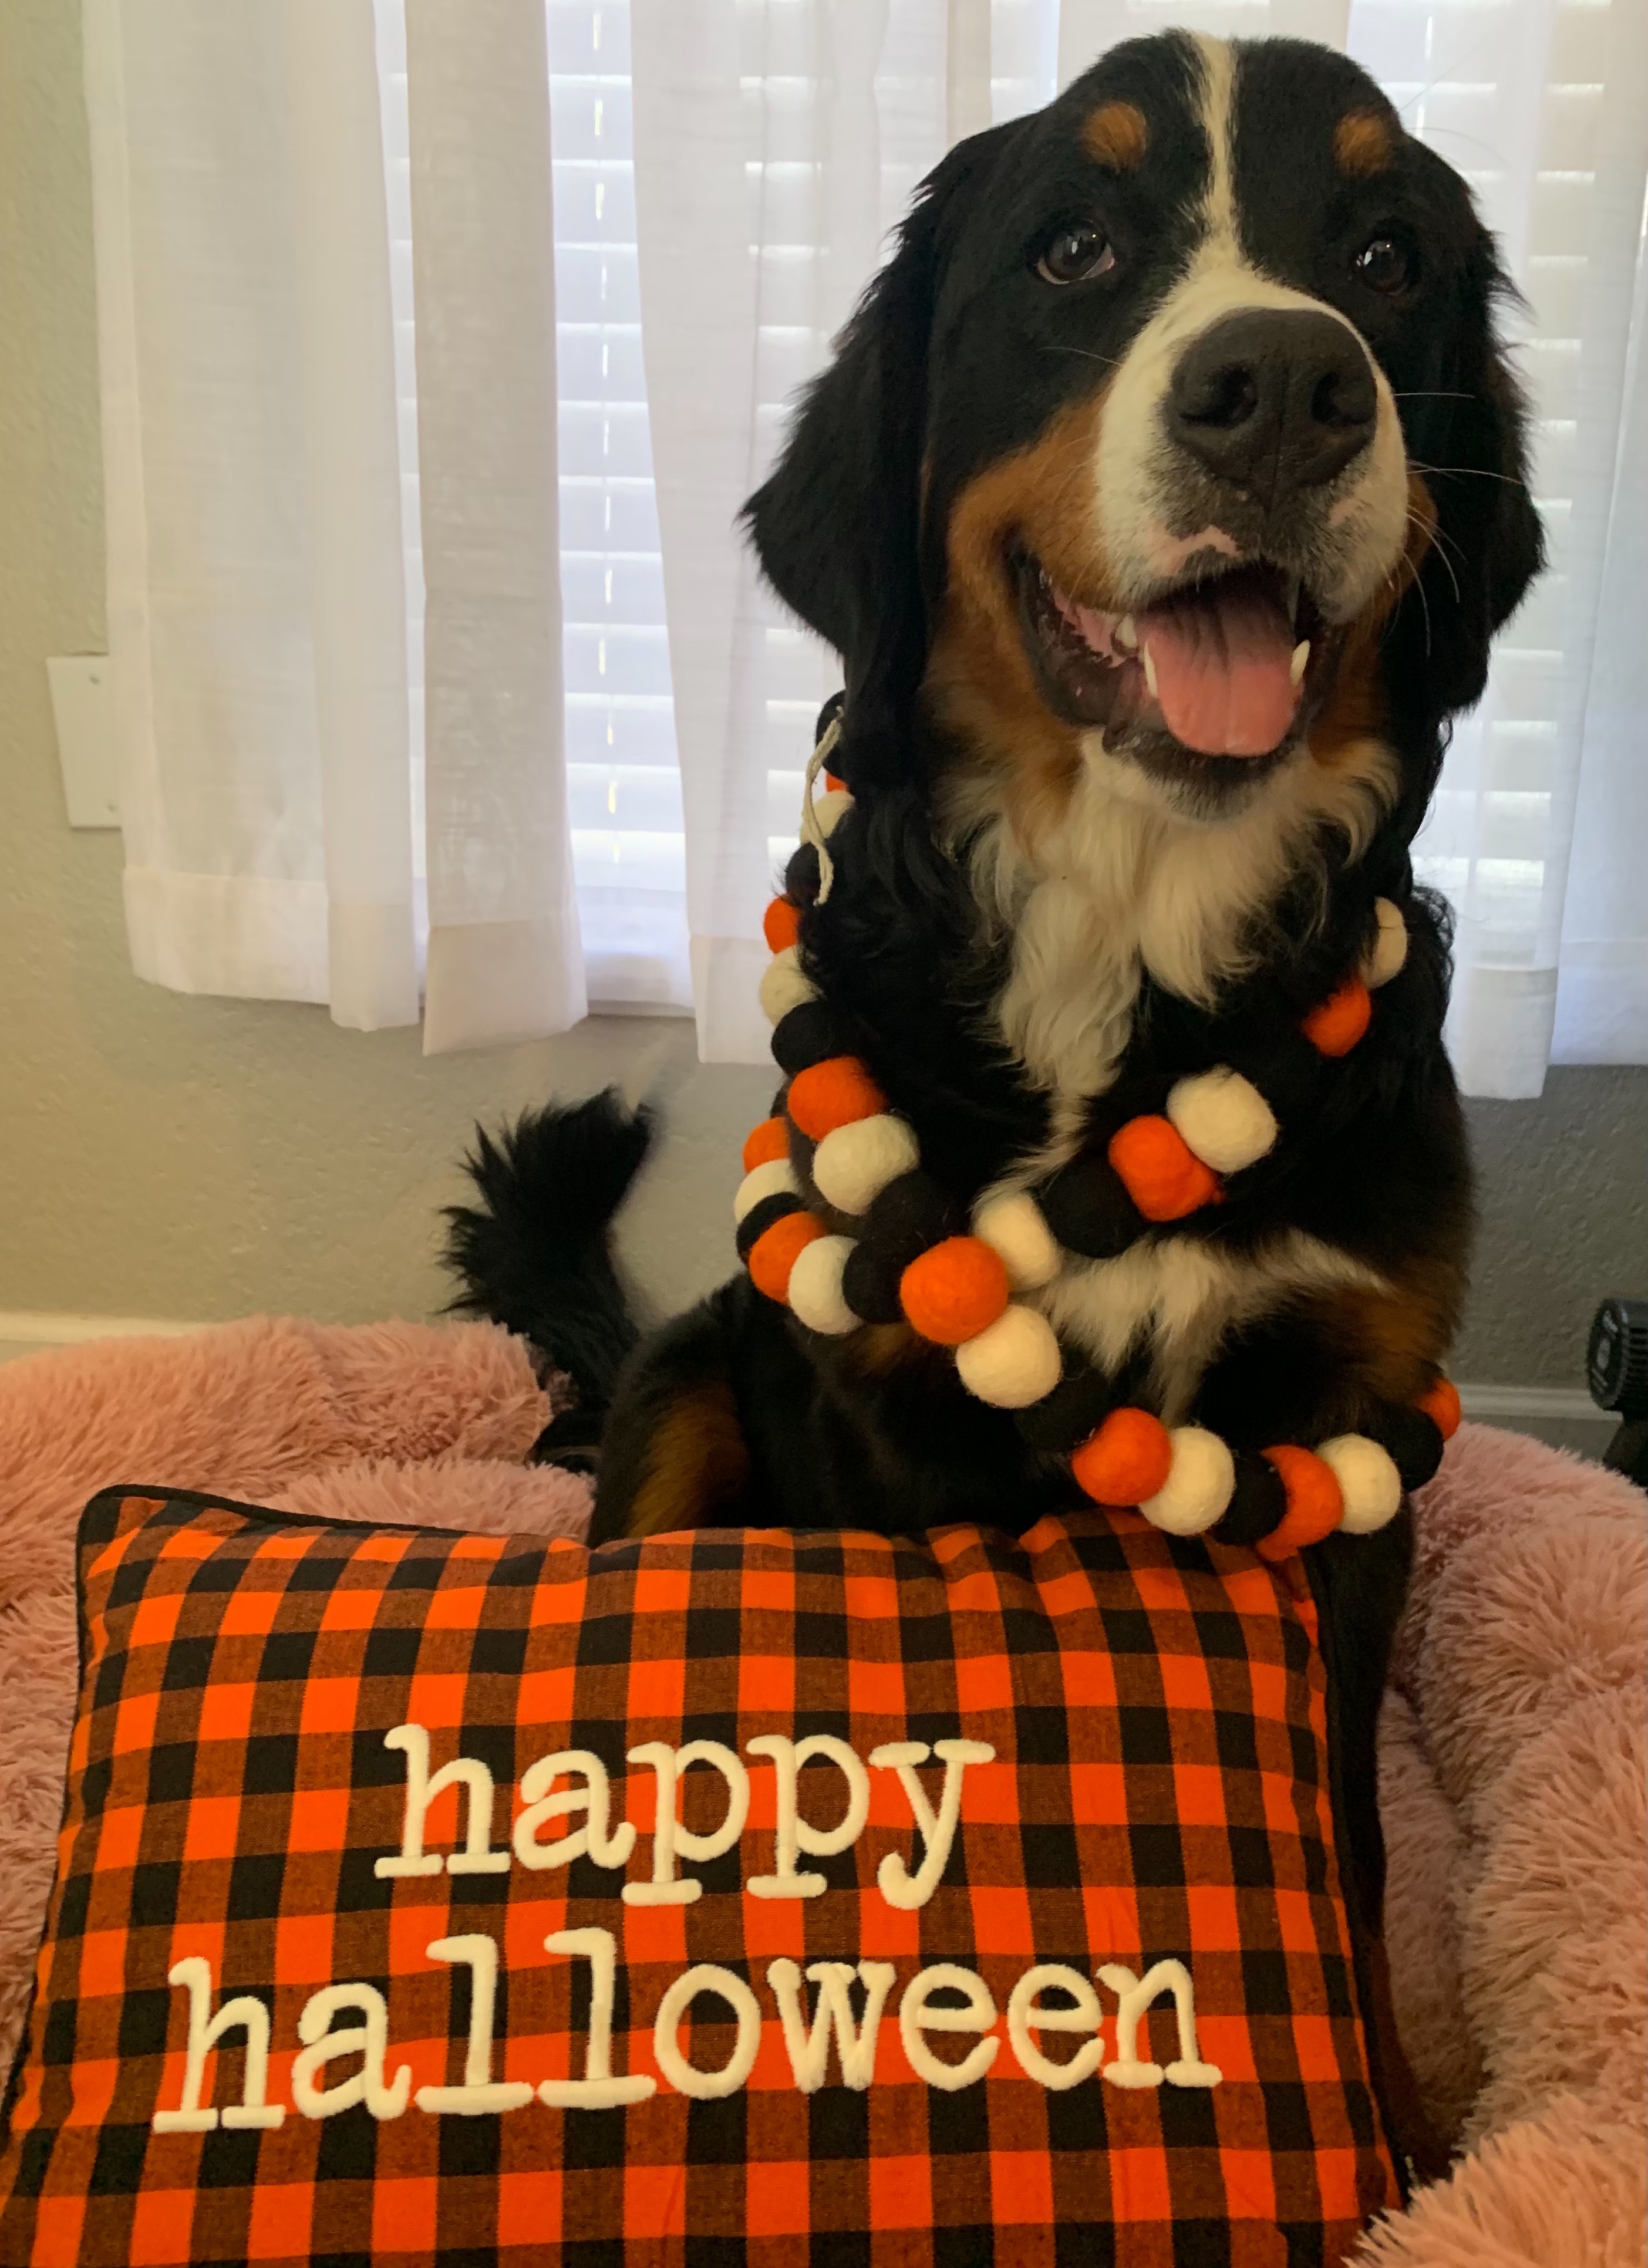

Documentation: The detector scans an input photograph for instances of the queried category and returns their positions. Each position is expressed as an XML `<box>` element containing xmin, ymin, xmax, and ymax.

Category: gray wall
<box><xmin>1457</xmin><ymin>1070</ymin><xmax>1646</xmax><ymax>1395</ymax></box>
<box><xmin>2</xmin><ymin>0</ymin><xmax>1642</xmax><ymax>1408</ymax></box>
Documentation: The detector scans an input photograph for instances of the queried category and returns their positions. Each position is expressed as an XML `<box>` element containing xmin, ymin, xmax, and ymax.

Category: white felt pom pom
<box><xmin>953</xmin><ymin>1304</ymin><xmax>1063</xmax><ymax>1409</ymax></box>
<box><xmin>972</xmin><ymin>1192</ymin><xmax>1061</xmax><ymax>1291</ymax></box>
<box><xmin>1362</xmin><ymin>898</ymin><xmax>1408</xmax><ymax>989</ymax></box>
<box><xmin>1165</xmin><ymin>1068</ymin><xmax>1278</xmax><ymax>1176</ymax></box>
<box><xmin>787</xmin><ymin>1234</ymin><xmax>858</xmax><ymax>1335</ymax></box>
<box><xmin>814</xmin><ymin>789</ymin><xmax>854</xmax><ymax>838</ymax></box>
<box><xmin>1138</xmin><ymin>1427</ymin><xmax>1235</xmax><ymax>1535</ymax></box>
<box><xmin>759</xmin><ymin>946</ymin><xmax>817</xmax><ymax>1025</ymax></box>
<box><xmin>1315</xmin><ymin>1435</ymin><xmax>1403</xmax><ymax>1533</ymax></box>
<box><xmin>734</xmin><ymin>1158</ymin><xmax>799</xmax><ymax>1223</ymax></box>
<box><xmin>811</xmin><ymin>1114</ymin><xmax>920</xmax><ymax>1216</ymax></box>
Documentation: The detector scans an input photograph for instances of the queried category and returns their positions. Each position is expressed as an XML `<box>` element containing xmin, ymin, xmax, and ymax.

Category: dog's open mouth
<box><xmin>1013</xmin><ymin>546</ymin><xmax>1337</xmax><ymax>774</ymax></box>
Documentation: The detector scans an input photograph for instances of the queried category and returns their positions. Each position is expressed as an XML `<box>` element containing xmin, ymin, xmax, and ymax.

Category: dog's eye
<box><xmin>1037</xmin><ymin>224</ymin><xmax>1115</xmax><ymax>285</ymax></box>
<box><xmin>1353</xmin><ymin>232</ymin><xmax>1414</xmax><ymax>295</ymax></box>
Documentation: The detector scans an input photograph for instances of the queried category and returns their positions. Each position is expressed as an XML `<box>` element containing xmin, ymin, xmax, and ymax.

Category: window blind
<box><xmin>549</xmin><ymin>0</ymin><xmax>693</xmax><ymax>1009</ymax></box>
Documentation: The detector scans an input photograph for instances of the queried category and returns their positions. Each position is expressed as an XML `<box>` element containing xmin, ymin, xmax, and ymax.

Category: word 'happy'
<box><xmin>151</xmin><ymin>1724</ymin><xmax>1221</xmax><ymax>2132</ymax></box>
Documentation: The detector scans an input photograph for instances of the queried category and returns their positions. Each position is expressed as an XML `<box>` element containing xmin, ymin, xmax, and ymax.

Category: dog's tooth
<box><xmin>1285</xmin><ymin>574</ymin><xmax>1301</xmax><ymax>623</ymax></box>
<box><xmin>1142</xmin><ymin>643</ymin><xmax>1159</xmax><ymax>699</ymax></box>
<box><xmin>1290</xmin><ymin>639</ymin><xmax>1310</xmax><ymax>687</ymax></box>
<box><xmin>1115</xmin><ymin>614</ymin><xmax>1137</xmax><ymax>652</ymax></box>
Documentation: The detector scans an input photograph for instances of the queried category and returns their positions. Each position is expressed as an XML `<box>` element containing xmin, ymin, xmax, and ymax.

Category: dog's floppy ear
<box><xmin>743</xmin><ymin>130</ymin><xmax>1009</xmax><ymax>789</ymax></box>
<box><xmin>1396</xmin><ymin>224</ymin><xmax>1545</xmax><ymax>728</ymax></box>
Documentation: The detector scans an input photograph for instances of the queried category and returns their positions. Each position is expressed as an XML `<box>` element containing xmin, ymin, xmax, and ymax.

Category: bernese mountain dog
<box><xmin>445</xmin><ymin>32</ymin><xmax>1541</xmax><ymax>1960</ymax></box>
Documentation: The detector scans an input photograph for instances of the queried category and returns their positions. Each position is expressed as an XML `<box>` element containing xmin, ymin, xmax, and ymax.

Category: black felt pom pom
<box><xmin>785</xmin><ymin>842</ymin><xmax>823</xmax><ymax>906</ymax></box>
<box><xmin>1013</xmin><ymin>1365</ymin><xmax>1117</xmax><ymax>1454</ymax></box>
<box><xmin>861</xmin><ymin>1172</ymin><xmax>960</xmax><ymax>1270</ymax></box>
<box><xmin>1037</xmin><ymin>1154</ymin><xmax>1141</xmax><ymax>1260</ymax></box>
<box><xmin>1214</xmin><ymin>1452</ymin><xmax>1288</xmax><ymax>1546</ymax></box>
<box><xmin>1245</xmin><ymin>1034</ymin><xmax>1322</xmax><ymax>1126</ymax></box>
<box><xmin>734</xmin><ymin>1190</ymin><xmax>802</xmax><ymax>1264</ymax></box>
<box><xmin>771</xmin><ymin>1000</ymin><xmax>848</xmax><ymax>1076</ymax></box>
<box><xmin>1365</xmin><ymin>1405</ymin><xmax>1444</xmax><ymax>1492</ymax></box>
<box><xmin>840</xmin><ymin>1240</ymin><xmax>904</xmax><ymax>1325</ymax></box>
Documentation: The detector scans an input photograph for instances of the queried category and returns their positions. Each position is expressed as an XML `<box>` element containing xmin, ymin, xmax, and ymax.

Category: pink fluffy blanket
<box><xmin>1</xmin><ymin>1318</ymin><xmax>1642</xmax><ymax>2264</ymax></box>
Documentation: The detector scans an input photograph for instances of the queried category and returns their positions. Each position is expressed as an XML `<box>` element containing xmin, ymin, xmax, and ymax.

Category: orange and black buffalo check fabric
<box><xmin>0</xmin><ymin>1487</ymin><xmax>1395</xmax><ymax>2267</ymax></box>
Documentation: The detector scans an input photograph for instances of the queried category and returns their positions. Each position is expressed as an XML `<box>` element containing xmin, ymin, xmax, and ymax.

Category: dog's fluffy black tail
<box><xmin>443</xmin><ymin>1090</ymin><xmax>653</xmax><ymax>1452</ymax></box>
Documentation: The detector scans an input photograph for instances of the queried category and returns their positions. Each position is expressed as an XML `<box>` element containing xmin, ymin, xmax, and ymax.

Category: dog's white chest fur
<box><xmin>969</xmin><ymin>754</ymin><xmax>1391</xmax><ymax>1419</ymax></box>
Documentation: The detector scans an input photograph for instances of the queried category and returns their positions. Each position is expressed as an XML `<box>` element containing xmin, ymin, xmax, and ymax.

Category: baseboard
<box><xmin>0</xmin><ymin>1309</ymin><xmax>206</xmax><ymax>1359</ymax></box>
<box><xmin>1458</xmin><ymin>1383</ymin><xmax>1610</xmax><ymax>1427</ymax></box>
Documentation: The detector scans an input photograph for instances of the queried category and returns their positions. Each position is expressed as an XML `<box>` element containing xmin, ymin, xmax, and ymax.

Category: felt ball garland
<box><xmin>733</xmin><ymin>722</ymin><xmax>1457</xmax><ymax>1555</ymax></box>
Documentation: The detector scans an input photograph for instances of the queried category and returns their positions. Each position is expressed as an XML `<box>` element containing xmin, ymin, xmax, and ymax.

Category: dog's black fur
<box><xmin>444</xmin><ymin>35</ymin><xmax>1542</xmax><ymax>1965</ymax></box>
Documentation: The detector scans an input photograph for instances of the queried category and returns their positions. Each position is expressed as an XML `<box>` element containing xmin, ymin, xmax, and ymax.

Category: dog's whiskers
<box><xmin>1409</xmin><ymin>509</ymin><xmax>1462</xmax><ymax>606</ymax></box>
<box><xmin>1408</xmin><ymin>458</ymin><xmax>1531</xmax><ymax>490</ymax></box>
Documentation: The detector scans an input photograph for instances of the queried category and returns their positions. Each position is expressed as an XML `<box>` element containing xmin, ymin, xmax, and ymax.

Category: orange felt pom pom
<box><xmin>747</xmin><ymin>1210</ymin><xmax>826</xmax><ymax>1303</ymax></box>
<box><xmin>1301</xmin><ymin>976</ymin><xmax>1372</xmax><ymax>1058</ymax></box>
<box><xmin>787</xmin><ymin>1057</ymin><xmax>887</xmax><ymax>1140</ymax></box>
<box><xmin>1070</xmin><ymin>1407</ymin><xmax>1174</xmax><ymax>1506</ymax></box>
<box><xmin>742</xmin><ymin>1116</ymin><xmax>790</xmax><ymax>1173</ymax></box>
<box><xmin>1108</xmin><ymin>1116</ymin><xmax>1222</xmax><ymax>1221</ymax></box>
<box><xmin>899</xmin><ymin>1236</ymin><xmax>1010</xmax><ymax>1346</ymax></box>
<box><xmin>763</xmin><ymin>897</ymin><xmax>801</xmax><ymax>954</ymax></box>
<box><xmin>1417</xmin><ymin>1375</ymin><xmax>1462</xmax><ymax>1441</ymax></box>
<box><xmin>824</xmin><ymin>771</ymin><xmax>847</xmax><ymax>793</ymax></box>
<box><xmin>1255</xmin><ymin>1445</ymin><xmax>1345</xmax><ymax>1560</ymax></box>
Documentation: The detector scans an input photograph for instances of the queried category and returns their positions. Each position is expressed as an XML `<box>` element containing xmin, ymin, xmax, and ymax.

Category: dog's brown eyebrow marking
<box><xmin>1334</xmin><ymin>109</ymin><xmax>1395</xmax><ymax>177</ymax></box>
<box><xmin>1083</xmin><ymin>100</ymin><xmax>1148</xmax><ymax>172</ymax></box>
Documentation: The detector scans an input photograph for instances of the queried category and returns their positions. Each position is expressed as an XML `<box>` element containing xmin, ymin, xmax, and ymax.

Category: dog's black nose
<box><xmin>1168</xmin><ymin>309</ymin><xmax>1378</xmax><ymax>501</ymax></box>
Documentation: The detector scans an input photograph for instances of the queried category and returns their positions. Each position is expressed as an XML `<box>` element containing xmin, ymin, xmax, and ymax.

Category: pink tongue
<box><xmin>1137</xmin><ymin>580</ymin><xmax>1300</xmax><ymax>757</ymax></box>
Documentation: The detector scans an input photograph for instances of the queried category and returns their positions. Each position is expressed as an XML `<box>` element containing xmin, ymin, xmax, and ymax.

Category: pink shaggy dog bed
<box><xmin>1</xmin><ymin>1319</ymin><xmax>1642</xmax><ymax>2264</ymax></box>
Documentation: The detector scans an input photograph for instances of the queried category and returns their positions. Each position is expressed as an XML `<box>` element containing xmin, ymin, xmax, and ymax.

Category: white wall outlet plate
<box><xmin>48</xmin><ymin>654</ymin><xmax>120</xmax><ymax>828</ymax></box>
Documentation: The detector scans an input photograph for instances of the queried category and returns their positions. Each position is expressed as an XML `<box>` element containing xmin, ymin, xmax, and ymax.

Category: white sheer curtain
<box><xmin>84</xmin><ymin>0</ymin><xmax>1643</xmax><ymax>1085</ymax></box>
<box><xmin>85</xmin><ymin>0</ymin><xmax>585</xmax><ymax>1048</ymax></box>
<box><xmin>633</xmin><ymin>0</ymin><xmax>1646</xmax><ymax>1092</ymax></box>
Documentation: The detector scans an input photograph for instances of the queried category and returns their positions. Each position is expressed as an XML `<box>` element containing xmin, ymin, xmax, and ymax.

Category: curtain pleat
<box><xmin>405</xmin><ymin>0</ymin><xmax>586</xmax><ymax>1054</ymax></box>
<box><xmin>1553</xmin><ymin>225</ymin><xmax>1647</xmax><ymax>1068</ymax></box>
<box><xmin>282</xmin><ymin>0</ymin><xmax>419</xmax><ymax>1032</ymax></box>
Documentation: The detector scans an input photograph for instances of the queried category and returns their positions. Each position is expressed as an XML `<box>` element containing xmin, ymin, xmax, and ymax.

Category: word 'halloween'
<box><xmin>150</xmin><ymin>1725</ymin><xmax>1221</xmax><ymax>2131</ymax></box>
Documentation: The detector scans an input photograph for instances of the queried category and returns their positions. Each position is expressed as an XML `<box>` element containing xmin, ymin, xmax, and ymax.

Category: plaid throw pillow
<box><xmin>0</xmin><ymin>1487</ymin><xmax>1396</xmax><ymax>2266</ymax></box>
